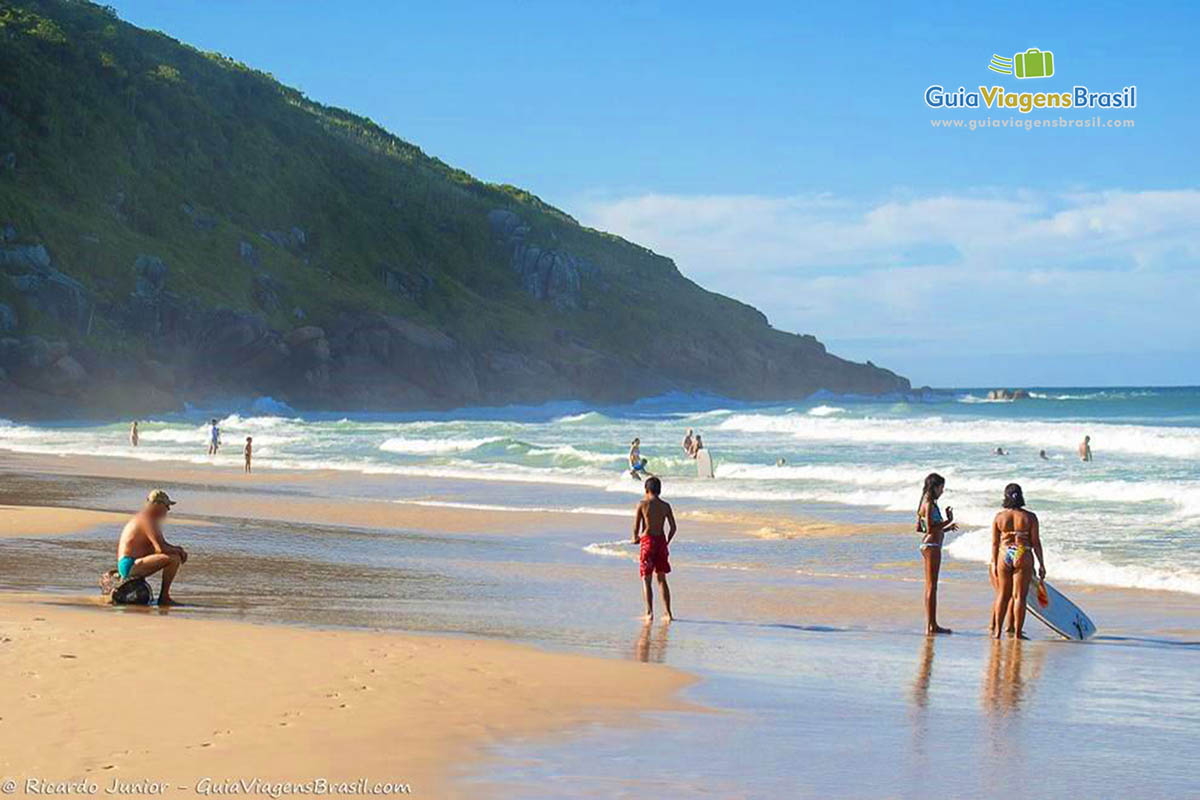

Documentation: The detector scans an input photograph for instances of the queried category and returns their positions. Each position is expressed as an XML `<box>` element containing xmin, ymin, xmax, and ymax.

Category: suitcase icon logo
<box><xmin>988</xmin><ymin>48</ymin><xmax>1055</xmax><ymax>79</ymax></box>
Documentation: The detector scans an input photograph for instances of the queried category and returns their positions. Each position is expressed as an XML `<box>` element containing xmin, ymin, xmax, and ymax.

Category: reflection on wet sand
<box><xmin>981</xmin><ymin>638</ymin><xmax>1046</xmax><ymax>715</ymax></box>
<box><xmin>634</xmin><ymin>622</ymin><xmax>671</xmax><ymax>663</ymax></box>
<box><xmin>911</xmin><ymin>635</ymin><xmax>936</xmax><ymax>710</ymax></box>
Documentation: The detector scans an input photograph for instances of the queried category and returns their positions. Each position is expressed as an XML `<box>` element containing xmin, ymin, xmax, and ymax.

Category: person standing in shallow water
<box><xmin>632</xmin><ymin>476</ymin><xmax>676</xmax><ymax>622</ymax></box>
<box><xmin>129</xmin><ymin>420</ymin><xmax>139</xmax><ymax>447</ymax></box>
<box><xmin>917</xmin><ymin>473</ymin><xmax>957</xmax><ymax>635</ymax></box>
<box><xmin>990</xmin><ymin>483</ymin><xmax>1046</xmax><ymax>639</ymax></box>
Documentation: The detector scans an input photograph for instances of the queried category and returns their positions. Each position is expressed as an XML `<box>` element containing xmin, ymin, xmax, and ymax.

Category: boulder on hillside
<box><xmin>488</xmin><ymin>209</ymin><xmax>587</xmax><ymax>310</ymax></box>
<box><xmin>133</xmin><ymin>254</ymin><xmax>168</xmax><ymax>295</ymax></box>
<box><xmin>0</xmin><ymin>302</ymin><xmax>17</xmax><ymax>332</ymax></box>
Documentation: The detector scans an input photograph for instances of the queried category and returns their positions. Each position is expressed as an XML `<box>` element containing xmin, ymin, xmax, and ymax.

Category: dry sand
<box><xmin>1</xmin><ymin>505</ymin><xmax>132</xmax><ymax>538</ymax></box>
<box><xmin>0</xmin><ymin>593</ymin><xmax>695</xmax><ymax>797</ymax></box>
<box><xmin>1</xmin><ymin>505</ymin><xmax>211</xmax><ymax>538</ymax></box>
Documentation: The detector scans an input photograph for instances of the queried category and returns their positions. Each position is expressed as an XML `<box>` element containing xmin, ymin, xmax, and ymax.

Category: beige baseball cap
<box><xmin>146</xmin><ymin>489</ymin><xmax>177</xmax><ymax>507</ymax></box>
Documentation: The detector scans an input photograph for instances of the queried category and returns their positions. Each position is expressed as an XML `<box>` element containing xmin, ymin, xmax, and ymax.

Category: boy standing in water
<box><xmin>244</xmin><ymin>436</ymin><xmax>253</xmax><ymax>473</ymax></box>
<box><xmin>632</xmin><ymin>476</ymin><xmax>677</xmax><ymax>622</ymax></box>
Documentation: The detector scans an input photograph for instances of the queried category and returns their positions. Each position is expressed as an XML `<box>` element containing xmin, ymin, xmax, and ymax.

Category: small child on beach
<box><xmin>632</xmin><ymin>476</ymin><xmax>676</xmax><ymax>622</ymax></box>
<box><xmin>244</xmin><ymin>436</ymin><xmax>252</xmax><ymax>473</ymax></box>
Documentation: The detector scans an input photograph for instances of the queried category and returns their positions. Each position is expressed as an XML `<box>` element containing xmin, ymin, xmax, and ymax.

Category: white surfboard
<box><xmin>1026</xmin><ymin>579</ymin><xmax>1096</xmax><ymax>640</ymax></box>
<box><xmin>696</xmin><ymin>449</ymin><xmax>714</xmax><ymax>478</ymax></box>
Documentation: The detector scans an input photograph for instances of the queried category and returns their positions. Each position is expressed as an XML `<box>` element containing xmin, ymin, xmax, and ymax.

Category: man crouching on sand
<box><xmin>116</xmin><ymin>489</ymin><xmax>188</xmax><ymax>606</ymax></box>
<box><xmin>632</xmin><ymin>476</ymin><xmax>676</xmax><ymax>622</ymax></box>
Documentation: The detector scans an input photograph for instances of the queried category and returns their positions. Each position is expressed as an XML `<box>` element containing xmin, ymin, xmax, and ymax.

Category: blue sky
<box><xmin>109</xmin><ymin>0</ymin><xmax>1198</xmax><ymax>387</ymax></box>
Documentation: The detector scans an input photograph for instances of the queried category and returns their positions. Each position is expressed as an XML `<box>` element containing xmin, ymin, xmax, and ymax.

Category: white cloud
<box><xmin>576</xmin><ymin>189</ymin><xmax>1200</xmax><ymax>384</ymax></box>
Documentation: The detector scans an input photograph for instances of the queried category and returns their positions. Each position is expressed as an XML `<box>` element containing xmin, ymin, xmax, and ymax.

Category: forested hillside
<box><xmin>0</xmin><ymin>0</ymin><xmax>907</xmax><ymax>417</ymax></box>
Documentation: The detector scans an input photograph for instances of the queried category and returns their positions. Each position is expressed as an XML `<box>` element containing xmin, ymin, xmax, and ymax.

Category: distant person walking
<box><xmin>989</xmin><ymin>483</ymin><xmax>1046</xmax><ymax>639</ymax></box>
<box><xmin>244</xmin><ymin>436</ymin><xmax>253</xmax><ymax>473</ymax></box>
<box><xmin>632</xmin><ymin>476</ymin><xmax>676</xmax><ymax>623</ymax></box>
<box><xmin>682</xmin><ymin>429</ymin><xmax>695</xmax><ymax>458</ymax></box>
<box><xmin>208</xmin><ymin>419</ymin><xmax>221</xmax><ymax>456</ymax></box>
<box><xmin>1078</xmin><ymin>435</ymin><xmax>1092</xmax><ymax>462</ymax></box>
<box><xmin>129</xmin><ymin>420</ymin><xmax>139</xmax><ymax>448</ymax></box>
<box><xmin>917</xmin><ymin>472</ymin><xmax>957</xmax><ymax>635</ymax></box>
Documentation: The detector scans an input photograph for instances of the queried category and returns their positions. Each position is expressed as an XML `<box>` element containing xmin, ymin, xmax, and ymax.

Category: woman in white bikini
<box><xmin>990</xmin><ymin>483</ymin><xmax>1046</xmax><ymax>639</ymax></box>
<box><xmin>917</xmin><ymin>472</ymin><xmax>957</xmax><ymax>635</ymax></box>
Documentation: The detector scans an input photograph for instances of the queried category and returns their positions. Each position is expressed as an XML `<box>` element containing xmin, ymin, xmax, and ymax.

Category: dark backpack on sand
<box><xmin>99</xmin><ymin>568</ymin><xmax>154</xmax><ymax>605</ymax></box>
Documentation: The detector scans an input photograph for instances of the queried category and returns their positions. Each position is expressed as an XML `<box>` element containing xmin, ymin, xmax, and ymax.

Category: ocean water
<box><xmin>3</xmin><ymin>386</ymin><xmax>1199</xmax><ymax>596</ymax></box>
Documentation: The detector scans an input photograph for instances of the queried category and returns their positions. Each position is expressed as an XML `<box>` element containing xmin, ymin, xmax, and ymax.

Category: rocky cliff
<box><xmin>0</xmin><ymin>1</ymin><xmax>907</xmax><ymax>419</ymax></box>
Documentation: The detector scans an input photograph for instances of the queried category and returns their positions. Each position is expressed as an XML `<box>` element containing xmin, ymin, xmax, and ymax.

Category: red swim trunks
<box><xmin>639</xmin><ymin>535</ymin><xmax>671</xmax><ymax>577</ymax></box>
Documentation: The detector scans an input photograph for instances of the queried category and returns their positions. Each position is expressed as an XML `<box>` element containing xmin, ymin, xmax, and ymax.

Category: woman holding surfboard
<box><xmin>990</xmin><ymin>483</ymin><xmax>1047</xmax><ymax>639</ymax></box>
<box><xmin>917</xmin><ymin>473</ymin><xmax>957</xmax><ymax>635</ymax></box>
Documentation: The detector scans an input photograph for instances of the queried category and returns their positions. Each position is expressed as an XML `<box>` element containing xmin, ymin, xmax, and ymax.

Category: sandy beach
<box><xmin>2</xmin><ymin>446</ymin><xmax>1198</xmax><ymax>798</ymax></box>
<box><xmin>0</xmin><ymin>591</ymin><xmax>692</xmax><ymax>797</ymax></box>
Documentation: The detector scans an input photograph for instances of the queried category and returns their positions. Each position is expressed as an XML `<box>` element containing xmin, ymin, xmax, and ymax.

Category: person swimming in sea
<box><xmin>682</xmin><ymin>428</ymin><xmax>695</xmax><ymax>458</ymax></box>
<box><xmin>629</xmin><ymin>438</ymin><xmax>651</xmax><ymax>478</ymax></box>
<box><xmin>917</xmin><ymin>473</ymin><xmax>957</xmax><ymax>635</ymax></box>
<box><xmin>994</xmin><ymin>447</ymin><xmax>1008</xmax><ymax>456</ymax></box>
<box><xmin>989</xmin><ymin>483</ymin><xmax>1046</xmax><ymax>639</ymax></box>
<box><xmin>1039</xmin><ymin>449</ymin><xmax>1048</xmax><ymax>460</ymax></box>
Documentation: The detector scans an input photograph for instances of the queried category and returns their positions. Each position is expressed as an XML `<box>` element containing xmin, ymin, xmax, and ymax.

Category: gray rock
<box><xmin>488</xmin><ymin>209</ymin><xmax>585</xmax><ymax>309</ymax></box>
<box><xmin>5</xmin><ymin>269</ymin><xmax>90</xmax><ymax>332</ymax></box>
<box><xmin>252</xmin><ymin>273</ymin><xmax>285</xmax><ymax>312</ymax></box>
<box><xmin>133</xmin><ymin>255</ymin><xmax>168</xmax><ymax>296</ymax></box>
<box><xmin>0</xmin><ymin>302</ymin><xmax>16</xmax><ymax>332</ymax></box>
<box><xmin>238</xmin><ymin>240</ymin><xmax>258</xmax><ymax>266</ymax></box>
<box><xmin>260</xmin><ymin>227</ymin><xmax>306</xmax><ymax>250</ymax></box>
<box><xmin>0</xmin><ymin>337</ymin><xmax>19</xmax><ymax>369</ymax></box>
<box><xmin>0</xmin><ymin>243</ymin><xmax>51</xmax><ymax>272</ymax></box>
<box><xmin>180</xmin><ymin>203</ymin><xmax>217</xmax><ymax>231</ymax></box>
<box><xmin>380</xmin><ymin>265</ymin><xmax>434</xmax><ymax>304</ymax></box>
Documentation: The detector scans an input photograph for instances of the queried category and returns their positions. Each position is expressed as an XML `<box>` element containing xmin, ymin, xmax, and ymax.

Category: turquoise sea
<box><xmin>4</xmin><ymin>386</ymin><xmax>1198</xmax><ymax>596</ymax></box>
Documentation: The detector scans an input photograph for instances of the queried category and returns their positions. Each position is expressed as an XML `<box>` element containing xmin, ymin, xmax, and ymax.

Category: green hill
<box><xmin>0</xmin><ymin>0</ymin><xmax>907</xmax><ymax>418</ymax></box>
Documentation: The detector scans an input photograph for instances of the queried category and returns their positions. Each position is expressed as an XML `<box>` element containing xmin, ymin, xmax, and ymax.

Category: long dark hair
<box><xmin>919</xmin><ymin>472</ymin><xmax>945</xmax><ymax>512</ymax></box>
<box><xmin>1003</xmin><ymin>483</ymin><xmax>1025</xmax><ymax>509</ymax></box>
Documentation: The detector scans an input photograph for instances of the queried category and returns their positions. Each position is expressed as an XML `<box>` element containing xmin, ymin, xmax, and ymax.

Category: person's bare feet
<box><xmin>927</xmin><ymin>625</ymin><xmax>952</xmax><ymax>635</ymax></box>
<box><xmin>643</xmin><ymin>612</ymin><xmax>653</xmax><ymax>623</ymax></box>
<box><xmin>664</xmin><ymin>613</ymin><xmax>674</xmax><ymax>623</ymax></box>
<box><xmin>158</xmin><ymin>595</ymin><xmax>181</xmax><ymax>607</ymax></box>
